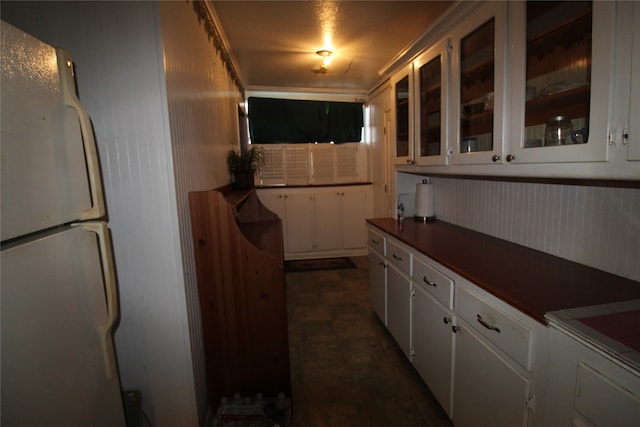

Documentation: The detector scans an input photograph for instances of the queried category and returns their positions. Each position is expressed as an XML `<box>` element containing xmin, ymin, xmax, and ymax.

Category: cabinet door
<box><xmin>284</xmin><ymin>193</ymin><xmax>314</xmax><ymax>254</ymax></box>
<box><xmin>313</xmin><ymin>191</ymin><xmax>343</xmax><ymax>252</ymax></box>
<box><xmin>341</xmin><ymin>188</ymin><xmax>368</xmax><ymax>250</ymax></box>
<box><xmin>386</xmin><ymin>263</ymin><xmax>412</xmax><ymax>358</ymax></box>
<box><xmin>412</xmin><ymin>284</ymin><xmax>454</xmax><ymax>417</ymax></box>
<box><xmin>508</xmin><ymin>1</ymin><xmax>615</xmax><ymax>164</ymax></box>
<box><xmin>628</xmin><ymin>2</ymin><xmax>640</xmax><ymax>162</ymax></box>
<box><xmin>544</xmin><ymin>324</ymin><xmax>640</xmax><ymax>426</ymax></box>
<box><xmin>257</xmin><ymin>191</ymin><xmax>288</xmax><ymax>251</ymax></box>
<box><xmin>413</xmin><ymin>39</ymin><xmax>450</xmax><ymax>166</ymax></box>
<box><xmin>257</xmin><ymin>191</ymin><xmax>286</xmax><ymax>220</ymax></box>
<box><xmin>449</xmin><ymin>2</ymin><xmax>507</xmax><ymax>165</ymax></box>
<box><xmin>368</xmin><ymin>250</ymin><xmax>387</xmax><ymax>324</ymax></box>
<box><xmin>453</xmin><ymin>322</ymin><xmax>531</xmax><ymax>427</ymax></box>
<box><xmin>391</xmin><ymin>64</ymin><xmax>414</xmax><ymax>165</ymax></box>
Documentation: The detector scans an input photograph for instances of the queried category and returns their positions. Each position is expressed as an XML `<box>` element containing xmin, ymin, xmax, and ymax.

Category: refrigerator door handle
<box><xmin>57</xmin><ymin>48</ymin><xmax>105</xmax><ymax>220</ymax></box>
<box><xmin>75</xmin><ymin>222</ymin><xmax>119</xmax><ymax>381</ymax></box>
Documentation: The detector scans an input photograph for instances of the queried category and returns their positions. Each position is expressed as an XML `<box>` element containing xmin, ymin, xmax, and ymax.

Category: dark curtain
<box><xmin>248</xmin><ymin>97</ymin><xmax>363</xmax><ymax>144</ymax></box>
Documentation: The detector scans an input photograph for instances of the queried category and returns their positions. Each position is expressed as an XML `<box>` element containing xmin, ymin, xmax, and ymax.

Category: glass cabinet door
<box><xmin>414</xmin><ymin>39</ymin><xmax>449</xmax><ymax>166</ymax></box>
<box><xmin>391</xmin><ymin>64</ymin><xmax>414</xmax><ymax>165</ymax></box>
<box><xmin>508</xmin><ymin>1</ymin><xmax>615</xmax><ymax>163</ymax></box>
<box><xmin>460</xmin><ymin>19</ymin><xmax>494</xmax><ymax>153</ymax></box>
<box><xmin>627</xmin><ymin>2</ymin><xmax>640</xmax><ymax>161</ymax></box>
<box><xmin>525</xmin><ymin>2</ymin><xmax>592</xmax><ymax>148</ymax></box>
<box><xmin>396</xmin><ymin>76</ymin><xmax>410</xmax><ymax>158</ymax></box>
<box><xmin>450</xmin><ymin>2</ymin><xmax>506</xmax><ymax>165</ymax></box>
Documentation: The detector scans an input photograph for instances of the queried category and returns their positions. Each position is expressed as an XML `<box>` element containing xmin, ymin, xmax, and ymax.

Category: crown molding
<box><xmin>191</xmin><ymin>0</ymin><xmax>245</xmax><ymax>94</ymax></box>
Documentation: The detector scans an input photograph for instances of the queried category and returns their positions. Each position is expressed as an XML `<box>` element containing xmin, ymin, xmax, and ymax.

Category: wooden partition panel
<box><xmin>189</xmin><ymin>186</ymin><xmax>290</xmax><ymax>406</ymax></box>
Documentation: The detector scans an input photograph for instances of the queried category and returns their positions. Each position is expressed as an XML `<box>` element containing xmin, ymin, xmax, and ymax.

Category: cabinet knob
<box><xmin>452</xmin><ymin>325</ymin><xmax>460</xmax><ymax>333</ymax></box>
<box><xmin>506</xmin><ymin>154</ymin><xmax>516</xmax><ymax>162</ymax></box>
<box><xmin>443</xmin><ymin>316</ymin><xmax>452</xmax><ymax>325</ymax></box>
<box><xmin>392</xmin><ymin>253</ymin><xmax>402</xmax><ymax>261</ymax></box>
<box><xmin>492</xmin><ymin>154</ymin><xmax>501</xmax><ymax>162</ymax></box>
<box><xmin>423</xmin><ymin>276</ymin><xmax>437</xmax><ymax>287</ymax></box>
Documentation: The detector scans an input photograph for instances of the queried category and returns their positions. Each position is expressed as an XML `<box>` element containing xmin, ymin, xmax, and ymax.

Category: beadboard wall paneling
<box><xmin>428</xmin><ymin>177</ymin><xmax>640</xmax><ymax>282</ymax></box>
<box><xmin>159</xmin><ymin>0</ymin><xmax>242</xmax><ymax>422</ymax></box>
<box><xmin>1</xmin><ymin>2</ymin><xmax>200</xmax><ymax>425</ymax></box>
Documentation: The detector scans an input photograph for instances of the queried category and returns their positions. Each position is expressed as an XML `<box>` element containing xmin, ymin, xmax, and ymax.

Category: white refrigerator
<box><xmin>1</xmin><ymin>21</ymin><xmax>126</xmax><ymax>426</ymax></box>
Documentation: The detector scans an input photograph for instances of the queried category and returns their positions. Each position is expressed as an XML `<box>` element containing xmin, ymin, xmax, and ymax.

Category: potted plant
<box><xmin>227</xmin><ymin>145</ymin><xmax>265</xmax><ymax>189</ymax></box>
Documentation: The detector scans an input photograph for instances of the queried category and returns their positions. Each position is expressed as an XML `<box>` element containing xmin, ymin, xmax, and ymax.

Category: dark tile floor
<box><xmin>286</xmin><ymin>256</ymin><xmax>453</xmax><ymax>427</ymax></box>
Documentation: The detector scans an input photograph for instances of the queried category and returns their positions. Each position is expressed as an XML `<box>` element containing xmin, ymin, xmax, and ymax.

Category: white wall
<box><xmin>158</xmin><ymin>0</ymin><xmax>243</xmax><ymax>423</ymax></box>
<box><xmin>1</xmin><ymin>1</ymin><xmax>242</xmax><ymax>425</ymax></box>
<box><xmin>397</xmin><ymin>173</ymin><xmax>640</xmax><ymax>283</ymax></box>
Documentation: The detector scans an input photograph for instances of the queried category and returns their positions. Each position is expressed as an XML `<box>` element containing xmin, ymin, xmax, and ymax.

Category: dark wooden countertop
<box><xmin>256</xmin><ymin>182</ymin><xmax>372</xmax><ymax>189</ymax></box>
<box><xmin>367</xmin><ymin>218</ymin><xmax>640</xmax><ymax>324</ymax></box>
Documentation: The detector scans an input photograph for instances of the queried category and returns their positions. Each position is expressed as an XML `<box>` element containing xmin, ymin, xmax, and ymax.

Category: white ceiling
<box><xmin>211</xmin><ymin>0</ymin><xmax>453</xmax><ymax>94</ymax></box>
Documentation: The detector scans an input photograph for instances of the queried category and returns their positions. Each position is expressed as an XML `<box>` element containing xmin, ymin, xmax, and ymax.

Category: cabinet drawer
<box><xmin>413</xmin><ymin>256</ymin><xmax>454</xmax><ymax>309</ymax></box>
<box><xmin>367</xmin><ymin>228</ymin><xmax>385</xmax><ymax>255</ymax></box>
<box><xmin>386</xmin><ymin>239</ymin><xmax>411</xmax><ymax>275</ymax></box>
<box><xmin>457</xmin><ymin>286</ymin><xmax>532</xmax><ymax>370</ymax></box>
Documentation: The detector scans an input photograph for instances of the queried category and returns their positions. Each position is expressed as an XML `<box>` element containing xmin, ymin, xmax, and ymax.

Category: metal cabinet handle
<box><xmin>492</xmin><ymin>154</ymin><xmax>501</xmax><ymax>162</ymax></box>
<box><xmin>392</xmin><ymin>253</ymin><xmax>402</xmax><ymax>261</ymax></box>
<box><xmin>443</xmin><ymin>316</ymin><xmax>452</xmax><ymax>325</ymax></box>
<box><xmin>371</xmin><ymin>238</ymin><xmax>379</xmax><ymax>244</ymax></box>
<box><xmin>423</xmin><ymin>276</ymin><xmax>436</xmax><ymax>287</ymax></box>
<box><xmin>476</xmin><ymin>314</ymin><xmax>501</xmax><ymax>333</ymax></box>
<box><xmin>506</xmin><ymin>154</ymin><xmax>516</xmax><ymax>162</ymax></box>
<box><xmin>379</xmin><ymin>261</ymin><xmax>387</xmax><ymax>269</ymax></box>
<box><xmin>452</xmin><ymin>326</ymin><xmax>460</xmax><ymax>333</ymax></box>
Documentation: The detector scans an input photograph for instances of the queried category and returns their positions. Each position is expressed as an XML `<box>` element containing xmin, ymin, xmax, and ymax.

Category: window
<box><xmin>256</xmin><ymin>143</ymin><xmax>366</xmax><ymax>186</ymax></box>
<box><xmin>248</xmin><ymin>97</ymin><xmax>364</xmax><ymax>144</ymax></box>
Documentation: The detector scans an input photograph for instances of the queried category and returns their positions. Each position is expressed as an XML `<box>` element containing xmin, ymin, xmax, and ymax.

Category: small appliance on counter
<box><xmin>415</xmin><ymin>179</ymin><xmax>435</xmax><ymax>222</ymax></box>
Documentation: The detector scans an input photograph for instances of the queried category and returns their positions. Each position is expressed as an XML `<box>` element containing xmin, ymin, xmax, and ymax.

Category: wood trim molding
<box><xmin>191</xmin><ymin>0</ymin><xmax>245</xmax><ymax>94</ymax></box>
<box><xmin>403</xmin><ymin>171</ymin><xmax>640</xmax><ymax>189</ymax></box>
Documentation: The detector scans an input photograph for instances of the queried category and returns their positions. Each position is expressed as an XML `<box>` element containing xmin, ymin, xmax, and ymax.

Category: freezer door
<box><xmin>1</xmin><ymin>223</ymin><xmax>125</xmax><ymax>426</ymax></box>
<box><xmin>1</xmin><ymin>22</ymin><xmax>105</xmax><ymax>241</ymax></box>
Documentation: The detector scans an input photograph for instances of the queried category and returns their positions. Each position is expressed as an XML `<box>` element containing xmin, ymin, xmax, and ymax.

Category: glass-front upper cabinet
<box><xmin>450</xmin><ymin>2</ymin><xmax>507</xmax><ymax>165</ymax></box>
<box><xmin>413</xmin><ymin>39</ymin><xmax>450</xmax><ymax>166</ymax></box>
<box><xmin>508</xmin><ymin>1</ymin><xmax>615</xmax><ymax>163</ymax></box>
<box><xmin>391</xmin><ymin>64</ymin><xmax>414</xmax><ymax>165</ymax></box>
<box><xmin>627</xmin><ymin>1</ymin><xmax>640</xmax><ymax>162</ymax></box>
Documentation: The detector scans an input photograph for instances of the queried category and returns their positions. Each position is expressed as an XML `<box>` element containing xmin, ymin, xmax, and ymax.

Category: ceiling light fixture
<box><xmin>316</xmin><ymin>49</ymin><xmax>333</xmax><ymax>69</ymax></box>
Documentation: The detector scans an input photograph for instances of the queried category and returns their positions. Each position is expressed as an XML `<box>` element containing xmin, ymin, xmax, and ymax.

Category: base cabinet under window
<box><xmin>258</xmin><ymin>185</ymin><xmax>372</xmax><ymax>260</ymax></box>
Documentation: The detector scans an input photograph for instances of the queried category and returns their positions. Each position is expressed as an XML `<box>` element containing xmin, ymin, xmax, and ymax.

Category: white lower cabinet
<box><xmin>386</xmin><ymin>263</ymin><xmax>412</xmax><ymax>358</ymax></box>
<box><xmin>283</xmin><ymin>192</ymin><xmax>315</xmax><ymax>253</ymax></box>
<box><xmin>412</xmin><ymin>283</ymin><xmax>454</xmax><ymax>417</ymax></box>
<box><xmin>543</xmin><ymin>323</ymin><xmax>640</xmax><ymax>427</ymax></box>
<box><xmin>453</xmin><ymin>321</ymin><xmax>532</xmax><ymax>427</ymax></box>
<box><xmin>368</xmin><ymin>249</ymin><xmax>387</xmax><ymax>325</ymax></box>
<box><xmin>368</xmin><ymin>227</ymin><xmax>549</xmax><ymax>426</ymax></box>
<box><xmin>258</xmin><ymin>185</ymin><xmax>372</xmax><ymax>259</ymax></box>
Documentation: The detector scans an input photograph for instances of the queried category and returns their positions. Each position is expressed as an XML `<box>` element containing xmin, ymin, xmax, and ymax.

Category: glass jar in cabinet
<box><xmin>413</xmin><ymin>39</ymin><xmax>450</xmax><ymax>166</ymax></box>
<box><xmin>391</xmin><ymin>64</ymin><xmax>414</xmax><ymax>165</ymax></box>
<box><xmin>507</xmin><ymin>1</ymin><xmax>616</xmax><ymax>164</ymax></box>
<box><xmin>449</xmin><ymin>1</ymin><xmax>507</xmax><ymax>165</ymax></box>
